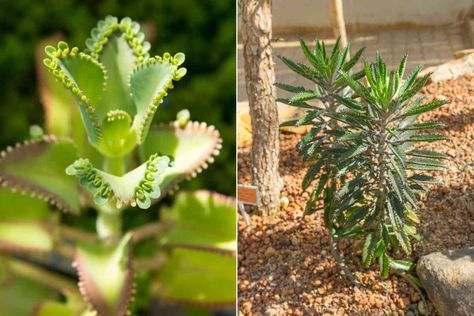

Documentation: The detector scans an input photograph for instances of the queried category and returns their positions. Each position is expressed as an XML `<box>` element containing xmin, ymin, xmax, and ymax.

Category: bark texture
<box><xmin>240</xmin><ymin>0</ymin><xmax>281</xmax><ymax>216</ymax></box>
<box><xmin>330</xmin><ymin>0</ymin><xmax>349</xmax><ymax>55</ymax></box>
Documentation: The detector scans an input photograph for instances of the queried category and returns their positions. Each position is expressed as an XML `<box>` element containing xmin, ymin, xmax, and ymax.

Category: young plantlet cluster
<box><xmin>0</xmin><ymin>16</ymin><xmax>235</xmax><ymax>315</ymax></box>
<box><xmin>278</xmin><ymin>39</ymin><xmax>449</xmax><ymax>282</ymax></box>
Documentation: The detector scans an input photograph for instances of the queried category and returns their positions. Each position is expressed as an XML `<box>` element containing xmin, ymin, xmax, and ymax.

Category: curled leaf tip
<box><xmin>66</xmin><ymin>154</ymin><xmax>172</xmax><ymax>209</ymax></box>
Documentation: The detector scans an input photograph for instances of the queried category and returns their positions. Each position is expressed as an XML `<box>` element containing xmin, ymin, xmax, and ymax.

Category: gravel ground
<box><xmin>238</xmin><ymin>75</ymin><xmax>474</xmax><ymax>316</ymax></box>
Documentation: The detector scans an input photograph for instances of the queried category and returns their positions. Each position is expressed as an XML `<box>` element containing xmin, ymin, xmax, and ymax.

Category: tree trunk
<box><xmin>330</xmin><ymin>0</ymin><xmax>349</xmax><ymax>56</ymax></box>
<box><xmin>240</xmin><ymin>0</ymin><xmax>281</xmax><ymax>216</ymax></box>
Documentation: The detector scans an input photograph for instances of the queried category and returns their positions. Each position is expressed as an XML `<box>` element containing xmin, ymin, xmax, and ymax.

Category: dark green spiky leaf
<box><xmin>0</xmin><ymin>137</ymin><xmax>80</xmax><ymax>213</ymax></box>
<box><xmin>130</xmin><ymin>54</ymin><xmax>186</xmax><ymax>143</ymax></box>
<box><xmin>153</xmin><ymin>248</ymin><xmax>235</xmax><ymax>307</ymax></box>
<box><xmin>304</xmin><ymin>174</ymin><xmax>328</xmax><ymax>216</ymax></box>
<box><xmin>408</xmin><ymin>157</ymin><xmax>446</xmax><ymax>167</ymax></box>
<box><xmin>398</xmin><ymin>65</ymin><xmax>422</xmax><ymax>96</ymax></box>
<box><xmin>397</xmin><ymin>53</ymin><xmax>407</xmax><ymax>77</ymax></box>
<box><xmin>401</xmin><ymin>120</ymin><xmax>446</xmax><ymax>131</ymax></box>
<box><xmin>362</xmin><ymin>233</ymin><xmax>377</xmax><ymax>267</ymax></box>
<box><xmin>277</xmin><ymin>98</ymin><xmax>316</xmax><ymax>109</ymax></box>
<box><xmin>296</xmin><ymin>111</ymin><xmax>321</xmax><ymax>126</ymax></box>
<box><xmin>409</xmin><ymin>174</ymin><xmax>441</xmax><ymax>184</ymax></box>
<box><xmin>332</xmin><ymin>94</ymin><xmax>364</xmax><ymax>110</ymax></box>
<box><xmin>74</xmin><ymin>234</ymin><xmax>133</xmax><ymax>316</ymax></box>
<box><xmin>160</xmin><ymin>191</ymin><xmax>236</xmax><ymax>254</ymax></box>
<box><xmin>401</xmin><ymin>99</ymin><xmax>448</xmax><ymax>117</ymax></box>
<box><xmin>407</xmin><ymin>149</ymin><xmax>448</xmax><ymax>159</ymax></box>
<box><xmin>141</xmin><ymin>122</ymin><xmax>222</xmax><ymax>198</ymax></box>
<box><xmin>274</xmin><ymin>82</ymin><xmax>309</xmax><ymax>93</ymax></box>
<box><xmin>290</xmin><ymin>91</ymin><xmax>320</xmax><ymax>103</ymax></box>
<box><xmin>302</xmin><ymin>158</ymin><xmax>324</xmax><ymax>190</ymax></box>
<box><xmin>342</xmin><ymin>47</ymin><xmax>365</xmax><ymax>72</ymax></box>
<box><xmin>379</xmin><ymin>253</ymin><xmax>390</xmax><ymax>278</ymax></box>
<box><xmin>408</xmin><ymin>134</ymin><xmax>449</xmax><ymax>143</ymax></box>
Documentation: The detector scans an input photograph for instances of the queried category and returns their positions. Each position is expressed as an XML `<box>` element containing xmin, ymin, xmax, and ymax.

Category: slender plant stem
<box><xmin>60</xmin><ymin>225</ymin><xmax>97</xmax><ymax>242</ymax></box>
<box><xmin>133</xmin><ymin>253</ymin><xmax>168</xmax><ymax>270</ymax></box>
<box><xmin>104</xmin><ymin>156</ymin><xmax>126</xmax><ymax>176</ymax></box>
<box><xmin>94</xmin><ymin>156</ymin><xmax>127</xmax><ymax>240</ymax></box>
<box><xmin>130</xmin><ymin>222</ymin><xmax>169</xmax><ymax>244</ymax></box>
<box><xmin>330</xmin><ymin>235</ymin><xmax>359</xmax><ymax>286</ymax></box>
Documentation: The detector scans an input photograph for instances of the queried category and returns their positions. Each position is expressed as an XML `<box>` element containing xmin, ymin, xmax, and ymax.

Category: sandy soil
<box><xmin>238</xmin><ymin>75</ymin><xmax>474</xmax><ymax>316</ymax></box>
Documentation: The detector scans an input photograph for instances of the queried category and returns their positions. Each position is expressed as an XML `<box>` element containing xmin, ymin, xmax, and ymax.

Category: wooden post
<box><xmin>240</xmin><ymin>0</ymin><xmax>281</xmax><ymax>216</ymax></box>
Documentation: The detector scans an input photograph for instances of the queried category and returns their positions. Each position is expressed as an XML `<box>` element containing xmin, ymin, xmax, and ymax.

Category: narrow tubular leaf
<box><xmin>401</xmin><ymin>99</ymin><xmax>448</xmax><ymax>117</ymax></box>
<box><xmin>401</xmin><ymin>120</ymin><xmax>446</xmax><ymax>131</ymax></box>
<box><xmin>274</xmin><ymin>82</ymin><xmax>309</xmax><ymax>93</ymax></box>
<box><xmin>409</xmin><ymin>174</ymin><xmax>441</xmax><ymax>184</ymax></box>
<box><xmin>407</xmin><ymin>149</ymin><xmax>448</xmax><ymax>159</ymax></box>
<box><xmin>408</xmin><ymin>134</ymin><xmax>449</xmax><ymax>142</ymax></box>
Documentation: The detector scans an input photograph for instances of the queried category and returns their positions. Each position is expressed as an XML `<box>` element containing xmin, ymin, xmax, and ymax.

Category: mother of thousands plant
<box><xmin>278</xmin><ymin>39</ymin><xmax>448</xmax><ymax>284</ymax></box>
<box><xmin>0</xmin><ymin>16</ymin><xmax>236</xmax><ymax>315</ymax></box>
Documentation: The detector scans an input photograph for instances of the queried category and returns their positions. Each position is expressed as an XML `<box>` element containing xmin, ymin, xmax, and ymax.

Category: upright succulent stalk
<box><xmin>278</xmin><ymin>40</ymin><xmax>449</xmax><ymax>282</ymax></box>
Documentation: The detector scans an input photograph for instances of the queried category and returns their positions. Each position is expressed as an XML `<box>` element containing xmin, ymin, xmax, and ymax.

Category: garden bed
<box><xmin>238</xmin><ymin>74</ymin><xmax>474</xmax><ymax>316</ymax></box>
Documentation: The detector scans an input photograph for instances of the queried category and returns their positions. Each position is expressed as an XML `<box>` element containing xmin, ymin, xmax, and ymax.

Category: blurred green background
<box><xmin>0</xmin><ymin>0</ymin><xmax>236</xmax><ymax>196</ymax></box>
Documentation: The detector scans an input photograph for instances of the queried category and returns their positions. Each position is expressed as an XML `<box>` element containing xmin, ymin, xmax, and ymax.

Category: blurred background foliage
<box><xmin>0</xmin><ymin>0</ymin><xmax>235</xmax><ymax>196</ymax></box>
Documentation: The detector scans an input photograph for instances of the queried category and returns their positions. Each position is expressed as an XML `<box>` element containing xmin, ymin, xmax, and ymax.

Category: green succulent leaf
<box><xmin>0</xmin><ymin>275</ymin><xmax>58</xmax><ymax>316</ymax></box>
<box><xmin>74</xmin><ymin>234</ymin><xmax>133</xmax><ymax>316</ymax></box>
<box><xmin>160</xmin><ymin>191</ymin><xmax>236</xmax><ymax>254</ymax></box>
<box><xmin>407</xmin><ymin>149</ymin><xmax>448</xmax><ymax>159</ymax></box>
<box><xmin>37</xmin><ymin>37</ymin><xmax>79</xmax><ymax>138</ymax></box>
<box><xmin>130</xmin><ymin>54</ymin><xmax>187</xmax><ymax>143</ymax></box>
<box><xmin>98</xmin><ymin>110</ymin><xmax>137</xmax><ymax>158</ymax></box>
<box><xmin>66</xmin><ymin>154</ymin><xmax>172</xmax><ymax>209</ymax></box>
<box><xmin>153</xmin><ymin>248</ymin><xmax>236</xmax><ymax>307</ymax></box>
<box><xmin>141</xmin><ymin>121</ymin><xmax>222</xmax><ymax>199</ymax></box>
<box><xmin>0</xmin><ymin>188</ymin><xmax>54</xmax><ymax>253</ymax></box>
<box><xmin>0</xmin><ymin>137</ymin><xmax>80</xmax><ymax>213</ymax></box>
<box><xmin>43</xmin><ymin>42</ymin><xmax>105</xmax><ymax>144</ymax></box>
<box><xmin>90</xmin><ymin>18</ymin><xmax>150</xmax><ymax>117</ymax></box>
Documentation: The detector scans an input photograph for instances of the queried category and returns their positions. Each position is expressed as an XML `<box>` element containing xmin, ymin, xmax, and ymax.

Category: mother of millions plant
<box><xmin>0</xmin><ymin>16</ymin><xmax>236</xmax><ymax>315</ymax></box>
<box><xmin>278</xmin><ymin>38</ymin><xmax>448</xmax><ymax>285</ymax></box>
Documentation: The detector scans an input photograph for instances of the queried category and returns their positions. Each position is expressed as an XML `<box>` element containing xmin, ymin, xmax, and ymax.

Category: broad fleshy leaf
<box><xmin>66</xmin><ymin>154</ymin><xmax>172</xmax><ymax>209</ymax></box>
<box><xmin>160</xmin><ymin>191</ymin><xmax>236</xmax><ymax>254</ymax></box>
<box><xmin>0</xmin><ymin>188</ymin><xmax>54</xmax><ymax>253</ymax></box>
<box><xmin>0</xmin><ymin>275</ymin><xmax>57</xmax><ymax>316</ymax></box>
<box><xmin>153</xmin><ymin>248</ymin><xmax>236</xmax><ymax>307</ymax></box>
<box><xmin>36</xmin><ymin>37</ymin><xmax>78</xmax><ymax>137</ymax></box>
<box><xmin>130</xmin><ymin>54</ymin><xmax>187</xmax><ymax>143</ymax></box>
<box><xmin>85</xmin><ymin>16</ymin><xmax>152</xmax><ymax>118</ymax></box>
<box><xmin>0</xmin><ymin>136</ymin><xmax>80</xmax><ymax>213</ymax></box>
<box><xmin>44</xmin><ymin>42</ymin><xmax>105</xmax><ymax>144</ymax></box>
<box><xmin>74</xmin><ymin>234</ymin><xmax>133</xmax><ymax>316</ymax></box>
<box><xmin>141</xmin><ymin>121</ymin><xmax>222</xmax><ymax>198</ymax></box>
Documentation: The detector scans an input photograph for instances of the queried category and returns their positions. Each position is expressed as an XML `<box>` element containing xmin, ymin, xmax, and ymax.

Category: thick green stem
<box><xmin>95</xmin><ymin>156</ymin><xmax>127</xmax><ymax>240</ymax></box>
<box><xmin>96</xmin><ymin>207</ymin><xmax>122</xmax><ymax>240</ymax></box>
<box><xmin>104</xmin><ymin>156</ymin><xmax>126</xmax><ymax>176</ymax></box>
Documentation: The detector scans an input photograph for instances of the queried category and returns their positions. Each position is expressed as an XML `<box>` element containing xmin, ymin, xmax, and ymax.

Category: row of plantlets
<box><xmin>0</xmin><ymin>16</ymin><xmax>235</xmax><ymax>315</ymax></box>
<box><xmin>277</xmin><ymin>38</ymin><xmax>449</xmax><ymax>285</ymax></box>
